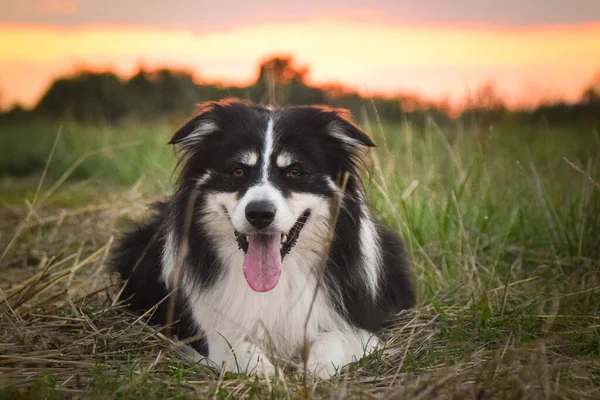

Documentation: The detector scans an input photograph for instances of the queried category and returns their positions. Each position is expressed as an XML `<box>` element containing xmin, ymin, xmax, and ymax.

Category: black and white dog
<box><xmin>111</xmin><ymin>99</ymin><xmax>414</xmax><ymax>378</ymax></box>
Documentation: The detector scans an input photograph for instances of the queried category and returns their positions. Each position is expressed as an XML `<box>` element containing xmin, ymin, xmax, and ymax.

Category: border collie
<box><xmin>111</xmin><ymin>99</ymin><xmax>414</xmax><ymax>378</ymax></box>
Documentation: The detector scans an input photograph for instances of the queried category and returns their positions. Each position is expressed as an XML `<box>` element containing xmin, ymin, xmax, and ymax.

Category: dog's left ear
<box><xmin>168</xmin><ymin>102</ymin><xmax>219</xmax><ymax>148</ymax></box>
<box><xmin>326</xmin><ymin>109</ymin><xmax>376</xmax><ymax>151</ymax></box>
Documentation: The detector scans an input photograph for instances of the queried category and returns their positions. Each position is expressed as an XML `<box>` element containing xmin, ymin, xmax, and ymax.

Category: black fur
<box><xmin>111</xmin><ymin>203</ymin><xmax>208</xmax><ymax>354</ymax></box>
<box><xmin>110</xmin><ymin>98</ymin><xmax>415</xmax><ymax>365</ymax></box>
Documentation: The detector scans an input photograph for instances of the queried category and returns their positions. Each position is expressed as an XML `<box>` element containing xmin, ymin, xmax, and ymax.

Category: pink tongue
<box><xmin>243</xmin><ymin>234</ymin><xmax>282</xmax><ymax>292</ymax></box>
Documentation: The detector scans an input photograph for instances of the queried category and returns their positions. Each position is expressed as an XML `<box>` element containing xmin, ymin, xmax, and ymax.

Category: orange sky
<box><xmin>1</xmin><ymin>17</ymin><xmax>600</xmax><ymax>109</ymax></box>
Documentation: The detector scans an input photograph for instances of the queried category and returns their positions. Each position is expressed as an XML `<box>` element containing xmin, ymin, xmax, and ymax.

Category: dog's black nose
<box><xmin>245</xmin><ymin>200</ymin><xmax>276</xmax><ymax>229</ymax></box>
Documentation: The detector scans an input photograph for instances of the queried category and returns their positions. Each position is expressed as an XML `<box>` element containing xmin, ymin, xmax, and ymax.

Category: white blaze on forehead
<box><xmin>260</xmin><ymin>118</ymin><xmax>275</xmax><ymax>182</ymax></box>
<box><xmin>237</xmin><ymin>151</ymin><xmax>258</xmax><ymax>166</ymax></box>
<box><xmin>229</xmin><ymin>115</ymin><xmax>302</xmax><ymax>234</ymax></box>
<box><xmin>276</xmin><ymin>152</ymin><xmax>294</xmax><ymax>169</ymax></box>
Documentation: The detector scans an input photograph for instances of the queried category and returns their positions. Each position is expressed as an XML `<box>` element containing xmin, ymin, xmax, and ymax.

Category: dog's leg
<box><xmin>207</xmin><ymin>336</ymin><xmax>276</xmax><ymax>376</ymax></box>
<box><xmin>305</xmin><ymin>330</ymin><xmax>380</xmax><ymax>379</ymax></box>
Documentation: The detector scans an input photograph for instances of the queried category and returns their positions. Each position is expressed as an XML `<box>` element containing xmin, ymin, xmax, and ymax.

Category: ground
<box><xmin>0</xmin><ymin>118</ymin><xmax>598</xmax><ymax>398</ymax></box>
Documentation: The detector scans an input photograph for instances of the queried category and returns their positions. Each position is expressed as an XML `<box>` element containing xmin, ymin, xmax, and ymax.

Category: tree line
<box><xmin>2</xmin><ymin>56</ymin><xmax>600</xmax><ymax>128</ymax></box>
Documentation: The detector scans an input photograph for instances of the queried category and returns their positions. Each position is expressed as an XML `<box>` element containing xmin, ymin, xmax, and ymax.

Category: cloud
<box><xmin>39</xmin><ymin>0</ymin><xmax>79</xmax><ymax>15</ymax></box>
<box><xmin>13</xmin><ymin>0</ymin><xmax>79</xmax><ymax>16</ymax></box>
<box><xmin>1</xmin><ymin>0</ymin><xmax>599</xmax><ymax>28</ymax></box>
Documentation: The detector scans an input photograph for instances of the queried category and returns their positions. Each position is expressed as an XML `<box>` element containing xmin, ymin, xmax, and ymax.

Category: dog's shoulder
<box><xmin>109</xmin><ymin>201</ymin><xmax>168</xmax><ymax>311</ymax></box>
<box><xmin>110</xmin><ymin>201</ymin><xmax>166</xmax><ymax>275</ymax></box>
<box><xmin>376</xmin><ymin>223</ymin><xmax>416</xmax><ymax>313</ymax></box>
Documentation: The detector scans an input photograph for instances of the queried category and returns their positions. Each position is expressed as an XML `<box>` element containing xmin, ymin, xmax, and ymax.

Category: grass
<box><xmin>0</xmin><ymin>114</ymin><xmax>599</xmax><ymax>398</ymax></box>
<box><xmin>0</xmin><ymin>119</ymin><xmax>175</xmax><ymax>194</ymax></box>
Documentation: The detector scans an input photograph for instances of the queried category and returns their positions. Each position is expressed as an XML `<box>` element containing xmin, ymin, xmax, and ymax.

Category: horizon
<box><xmin>1</xmin><ymin>1</ymin><xmax>600</xmax><ymax>110</ymax></box>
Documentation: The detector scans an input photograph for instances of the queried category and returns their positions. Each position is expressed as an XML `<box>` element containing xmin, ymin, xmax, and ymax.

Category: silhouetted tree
<box><xmin>35</xmin><ymin>71</ymin><xmax>129</xmax><ymax>124</ymax></box>
<box><xmin>257</xmin><ymin>56</ymin><xmax>308</xmax><ymax>85</ymax></box>
<box><xmin>152</xmin><ymin>69</ymin><xmax>199</xmax><ymax>116</ymax></box>
<box><xmin>581</xmin><ymin>70</ymin><xmax>600</xmax><ymax>105</ymax></box>
<box><xmin>471</xmin><ymin>82</ymin><xmax>505</xmax><ymax>111</ymax></box>
<box><xmin>0</xmin><ymin>103</ymin><xmax>28</xmax><ymax>122</ymax></box>
<box><xmin>522</xmin><ymin>70</ymin><xmax>600</xmax><ymax>127</ymax></box>
<box><xmin>460</xmin><ymin>81</ymin><xmax>507</xmax><ymax>126</ymax></box>
<box><xmin>253</xmin><ymin>56</ymin><xmax>318</xmax><ymax>104</ymax></box>
<box><xmin>23</xmin><ymin>55</ymin><xmax>598</xmax><ymax>130</ymax></box>
<box><xmin>126</xmin><ymin>68</ymin><xmax>156</xmax><ymax>116</ymax></box>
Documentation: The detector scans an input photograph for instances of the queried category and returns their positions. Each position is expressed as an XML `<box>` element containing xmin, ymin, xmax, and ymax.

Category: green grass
<box><xmin>0</xmin><ymin>116</ymin><xmax>599</xmax><ymax>398</ymax></box>
<box><xmin>0</xmin><ymin>119</ymin><xmax>175</xmax><ymax>194</ymax></box>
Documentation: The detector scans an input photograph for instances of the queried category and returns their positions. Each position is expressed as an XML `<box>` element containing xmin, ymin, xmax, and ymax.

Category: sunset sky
<box><xmin>1</xmin><ymin>0</ymin><xmax>600</xmax><ymax>109</ymax></box>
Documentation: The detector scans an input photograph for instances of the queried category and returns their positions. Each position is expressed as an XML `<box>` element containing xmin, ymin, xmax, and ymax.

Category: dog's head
<box><xmin>169</xmin><ymin>99</ymin><xmax>375</xmax><ymax>292</ymax></box>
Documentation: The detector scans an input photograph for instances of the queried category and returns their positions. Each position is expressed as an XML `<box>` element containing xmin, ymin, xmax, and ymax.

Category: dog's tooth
<box><xmin>281</xmin><ymin>234</ymin><xmax>287</xmax><ymax>243</ymax></box>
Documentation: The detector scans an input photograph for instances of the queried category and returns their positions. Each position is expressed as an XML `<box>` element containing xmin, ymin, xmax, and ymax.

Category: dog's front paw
<box><xmin>228</xmin><ymin>342</ymin><xmax>276</xmax><ymax>376</ymax></box>
<box><xmin>253</xmin><ymin>357</ymin><xmax>277</xmax><ymax>377</ymax></box>
<box><xmin>305</xmin><ymin>358</ymin><xmax>339</xmax><ymax>379</ymax></box>
<box><xmin>304</xmin><ymin>333</ymin><xmax>347</xmax><ymax>379</ymax></box>
<box><xmin>304</xmin><ymin>331</ymin><xmax>381</xmax><ymax>379</ymax></box>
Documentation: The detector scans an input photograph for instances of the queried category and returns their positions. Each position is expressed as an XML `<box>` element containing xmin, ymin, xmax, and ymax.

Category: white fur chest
<box><xmin>185</xmin><ymin>247</ymin><xmax>343</xmax><ymax>359</ymax></box>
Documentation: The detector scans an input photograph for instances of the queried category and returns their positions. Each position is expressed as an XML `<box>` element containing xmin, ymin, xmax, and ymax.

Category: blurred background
<box><xmin>1</xmin><ymin>0</ymin><xmax>600</xmax><ymax>120</ymax></box>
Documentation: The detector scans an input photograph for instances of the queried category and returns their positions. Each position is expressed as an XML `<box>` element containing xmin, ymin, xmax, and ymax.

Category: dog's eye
<box><xmin>286</xmin><ymin>168</ymin><xmax>302</xmax><ymax>178</ymax></box>
<box><xmin>232</xmin><ymin>168</ymin><xmax>245</xmax><ymax>177</ymax></box>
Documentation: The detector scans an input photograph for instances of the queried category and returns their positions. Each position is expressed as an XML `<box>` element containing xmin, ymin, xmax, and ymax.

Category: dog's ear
<box><xmin>168</xmin><ymin>102</ymin><xmax>219</xmax><ymax>147</ymax></box>
<box><xmin>326</xmin><ymin>108</ymin><xmax>376</xmax><ymax>151</ymax></box>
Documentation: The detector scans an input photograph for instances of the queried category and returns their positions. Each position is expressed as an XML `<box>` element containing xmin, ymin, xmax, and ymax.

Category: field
<box><xmin>0</xmin><ymin>116</ymin><xmax>599</xmax><ymax>399</ymax></box>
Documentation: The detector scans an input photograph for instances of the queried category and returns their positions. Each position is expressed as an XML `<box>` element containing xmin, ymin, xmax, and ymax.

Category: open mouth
<box><xmin>234</xmin><ymin>210</ymin><xmax>311</xmax><ymax>258</ymax></box>
<box><xmin>225</xmin><ymin>208</ymin><xmax>310</xmax><ymax>293</ymax></box>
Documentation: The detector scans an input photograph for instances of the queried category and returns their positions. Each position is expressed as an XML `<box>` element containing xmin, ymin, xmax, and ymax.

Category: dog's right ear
<box><xmin>168</xmin><ymin>102</ymin><xmax>219</xmax><ymax>148</ymax></box>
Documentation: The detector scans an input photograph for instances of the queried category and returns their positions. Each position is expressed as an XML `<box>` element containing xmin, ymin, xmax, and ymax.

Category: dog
<box><xmin>111</xmin><ymin>99</ymin><xmax>415</xmax><ymax>378</ymax></box>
